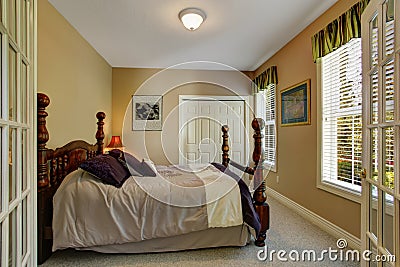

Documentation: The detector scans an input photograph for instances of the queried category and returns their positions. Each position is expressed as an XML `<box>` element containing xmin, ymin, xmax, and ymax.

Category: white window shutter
<box><xmin>321</xmin><ymin>38</ymin><xmax>362</xmax><ymax>191</ymax></box>
<box><xmin>264</xmin><ymin>84</ymin><xmax>276</xmax><ymax>168</ymax></box>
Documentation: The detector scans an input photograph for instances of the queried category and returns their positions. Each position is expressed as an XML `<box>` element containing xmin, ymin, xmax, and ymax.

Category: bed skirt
<box><xmin>77</xmin><ymin>224</ymin><xmax>250</xmax><ymax>254</ymax></box>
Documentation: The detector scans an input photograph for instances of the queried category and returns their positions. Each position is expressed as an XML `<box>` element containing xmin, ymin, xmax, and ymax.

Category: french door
<box><xmin>0</xmin><ymin>0</ymin><xmax>36</xmax><ymax>266</ymax></box>
<box><xmin>361</xmin><ymin>0</ymin><xmax>399</xmax><ymax>266</ymax></box>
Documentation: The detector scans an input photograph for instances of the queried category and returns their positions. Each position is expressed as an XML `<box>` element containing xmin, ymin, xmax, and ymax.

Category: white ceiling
<box><xmin>48</xmin><ymin>0</ymin><xmax>338</xmax><ymax>71</ymax></box>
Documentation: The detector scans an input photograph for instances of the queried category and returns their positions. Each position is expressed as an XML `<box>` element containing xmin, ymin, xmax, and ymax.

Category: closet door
<box><xmin>0</xmin><ymin>1</ymin><xmax>36</xmax><ymax>266</ymax></box>
<box><xmin>179</xmin><ymin>98</ymin><xmax>246</xmax><ymax>166</ymax></box>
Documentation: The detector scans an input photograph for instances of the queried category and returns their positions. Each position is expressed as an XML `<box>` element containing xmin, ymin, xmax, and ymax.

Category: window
<box><xmin>256</xmin><ymin>84</ymin><xmax>276</xmax><ymax>171</ymax></box>
<box><xmin>319</xmin><ymin>38</ymin><xmax>363</xmax><ymax>198</ymax></box>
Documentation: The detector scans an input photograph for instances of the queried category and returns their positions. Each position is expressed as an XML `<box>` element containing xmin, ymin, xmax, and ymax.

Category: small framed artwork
<box><xmin>132</xmin><ymin>95</ymin><xmax>163</xmax><ymax>131</ymax></box>
<box><xmin>281</xmin><ymin>79</ymin><xmax>310</xmax><ymax>126</ymax></box>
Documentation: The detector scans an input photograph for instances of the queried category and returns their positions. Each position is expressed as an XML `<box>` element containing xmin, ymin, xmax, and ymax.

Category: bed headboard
<box><xmin>37</xmin><ymin>93</ymin><xmax>106</xmax><ymax>191</ymax></box>
<box><xmin>37</xmin><ymin>93</ymin><xmax>106</xmax><ymax>264</ymax></box>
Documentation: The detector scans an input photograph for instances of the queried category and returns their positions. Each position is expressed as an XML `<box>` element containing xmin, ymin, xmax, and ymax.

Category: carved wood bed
<box><xmin>37</xmin><ymin>92</ymin><xmax>270</xmax><ymax>264</ymax></box>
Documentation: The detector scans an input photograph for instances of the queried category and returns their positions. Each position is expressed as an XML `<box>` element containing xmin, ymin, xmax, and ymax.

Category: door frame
<box><xmin>178</xmin><ymin>95</ymin><xmax>251</xmax><ymax>166</ymax></box>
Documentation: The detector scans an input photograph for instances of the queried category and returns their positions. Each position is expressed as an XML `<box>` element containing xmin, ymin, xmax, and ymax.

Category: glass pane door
<box><xmin>361</xmin><ymin>0</ymin><xmax>399</xmax><ymax>266</ymax></box>
<box><xmin>0</xmin><ymin>0</ymin><xmax>36</xmax><ymax>266</ymax></box>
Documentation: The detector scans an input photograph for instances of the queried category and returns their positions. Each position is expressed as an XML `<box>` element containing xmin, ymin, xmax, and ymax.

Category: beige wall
<box><xmin>255</xmin><ymin>0</ymin><xmax>361</xmax><ymax>237</ymax></box>
<box><xmin>112</xmin><ymin>68</ymin><xmax>253</xmax><ymax>165</ymax></box>
<box><xmin>38</xmin><ymin>0</ymin><xmax>112</xmax><ymax>148</ymax></box>
<box><xmin>39</xmin><ymin>0</ymin><xmax>361</xmax><ymax>238</ymax></box>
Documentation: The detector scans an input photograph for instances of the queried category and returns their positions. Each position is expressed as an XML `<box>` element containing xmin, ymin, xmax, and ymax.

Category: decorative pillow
<box><xmin>138</xmin><ymin>158</ymin><xmax>157</xmax><ymax>177</ymax></box>
<box><xmin>79</xmin><ymin>154</ymin><xmax>130</xmax><ymax>187</ymax></box>
<box><xmin>143</xmin><ymin>158</ymin><xmax>157</xmax><ymax>173</ymax></box>
<box><xmin>109</xmin><ymin>149</ymin><xmax>156</xmax><ymax>177</ymax></box>
<box><xmin>107</xmin><ymin>149</ymin><xmax>140</xmax><ymax>177</ymax></box>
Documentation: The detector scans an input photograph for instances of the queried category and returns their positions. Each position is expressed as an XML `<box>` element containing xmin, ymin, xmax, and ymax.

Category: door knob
<box><xmin>361</xmin><ymin>168</ymin><xmax>367</xmax><ymax>180</ymax></box>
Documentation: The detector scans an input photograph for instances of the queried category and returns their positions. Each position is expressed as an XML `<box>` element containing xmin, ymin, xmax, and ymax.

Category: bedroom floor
<box><xmin>42</xmin><ymin>197</ymin><xmax>360</xmax><ymax>267</ymax></box>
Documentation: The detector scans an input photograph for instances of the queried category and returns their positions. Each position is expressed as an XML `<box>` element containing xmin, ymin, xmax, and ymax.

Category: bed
<box><xmin>37</xmin><ymin>93</ymin><xmax>270</xmax><ymax>264</ymax></box>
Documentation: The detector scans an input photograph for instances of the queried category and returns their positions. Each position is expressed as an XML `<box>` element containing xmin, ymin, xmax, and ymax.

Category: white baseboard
<box><xmin>266</xmin><ymin>187</ymin><xmax>361</xmax><ymax>250</ymax></box>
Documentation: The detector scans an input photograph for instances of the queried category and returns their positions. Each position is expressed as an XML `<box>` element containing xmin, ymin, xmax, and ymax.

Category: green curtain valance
<box><xmin>311</xmin><ymin>0</ymin><xmax>370</xmax><ymax>62</ymax></box>
<box><xmin>253</xmin><ymin>66</ymin><xmax>278</xmax><ymax>93</ymax></box>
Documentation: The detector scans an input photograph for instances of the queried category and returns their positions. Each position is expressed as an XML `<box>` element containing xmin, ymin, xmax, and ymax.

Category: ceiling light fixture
<box><xmin>179</xmin><ymin>8</ymin><xmax>206</xmax><ymax>31</ymax></box>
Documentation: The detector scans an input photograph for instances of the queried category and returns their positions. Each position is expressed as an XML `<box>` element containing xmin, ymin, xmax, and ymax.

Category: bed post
<box><xmin>95</xmin><ymin>112</ymin><xmax>106</xmax><ymax>155</ymax></box>
<box><xmin>37</xmin><ymin>93</ymin><xmax>50</xmax><ymax>190</ymax></box>
<box><xmin>252</xmin><ymin>118</ymin><xmax>270</xmax><ymax>247</ymax></box>
<box><xmin>37</xmin><ymin>93</ymin><xmax>53</xmax><ymax>264</ymax></box>
<box><xmin>221</xmin><ymin>125</ymin><xmax>229</xmax><ymax>167</ymax></box>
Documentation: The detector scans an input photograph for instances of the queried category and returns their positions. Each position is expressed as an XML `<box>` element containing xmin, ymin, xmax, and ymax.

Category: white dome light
<box><xmin>179</xmin><ymin>8</ymin><xmax>206</xmax><ymax>31</ymax></box>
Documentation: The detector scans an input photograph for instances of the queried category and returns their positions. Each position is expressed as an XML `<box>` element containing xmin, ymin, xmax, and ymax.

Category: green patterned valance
<box><xmin>253</xmin><ymin>66</ymin><xmax>278</xmax><ymax>93</ymax></box>
<box><xmin>311</xmin><ymin>0</ymin><xmax>370</xmax><ymax>62</ymax></box>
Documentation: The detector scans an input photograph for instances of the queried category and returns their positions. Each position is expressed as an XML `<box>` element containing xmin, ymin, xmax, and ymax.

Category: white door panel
<box><xmin>179</xmin><ymin>99</ymin><xmax>246</xmax><ymax>166</ymax></box>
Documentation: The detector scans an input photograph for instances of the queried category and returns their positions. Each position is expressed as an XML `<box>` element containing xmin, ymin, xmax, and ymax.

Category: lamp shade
<box><xmin>179</xmin><ymin>8</ymin><xmax>206</xmax><ymax>31</ymax></box>
<box><xmin>107</xmin><ymin>136</ymin><xmax>124</xmax><ymax>149</ymax></box>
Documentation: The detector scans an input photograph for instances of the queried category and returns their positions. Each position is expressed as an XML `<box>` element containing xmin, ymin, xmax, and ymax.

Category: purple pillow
<box><xmin>79</xmin><ymin>154</ymin><xmax>130</xmax><ymax>187</ymax></box>
<box><xmin>109</xmin><ymin>149</ymin><xmax>156</xmax><ymax>177</ymax></box>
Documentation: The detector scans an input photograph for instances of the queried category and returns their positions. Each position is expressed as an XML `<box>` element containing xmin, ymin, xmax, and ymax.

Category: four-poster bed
<box><xmin>37</xmin><ymin>93</ymin><xmax>270</xmax><ymax>264</ymax></box>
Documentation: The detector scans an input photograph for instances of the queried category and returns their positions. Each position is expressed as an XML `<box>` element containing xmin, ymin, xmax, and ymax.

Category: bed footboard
<box><xmin>221</xmin><ymin>118</ymin><xmax>270</xmax><ymax>246</ymax></box>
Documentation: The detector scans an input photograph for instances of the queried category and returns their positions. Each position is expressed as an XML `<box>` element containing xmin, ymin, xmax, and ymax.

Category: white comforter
<box><xmin>52</xmin><ymin>164</ymin><xmax>243</xmax><ymax>250</ymax></box>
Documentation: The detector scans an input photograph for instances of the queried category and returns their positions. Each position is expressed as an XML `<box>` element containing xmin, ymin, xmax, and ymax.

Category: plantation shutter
<box><xmin>321</xmin><ymin>38</ymin><xmax>363</xmax><ymax>190</ymax></box>
<box><xmin>382</xmin><ymin>6</ymin><xmax>395</xmax><ymax>186</ymax></box>
<box><xmin>264</xmin><ymin>84</ymin><xmax>276</xmax><ymax>168</ymax></box>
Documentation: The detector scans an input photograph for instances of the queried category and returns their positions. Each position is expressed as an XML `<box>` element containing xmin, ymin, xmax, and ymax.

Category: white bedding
<box><xmin>52</xmin><ymin>164</ymin><xmax>243</xmax><ymax>251</ymax></box>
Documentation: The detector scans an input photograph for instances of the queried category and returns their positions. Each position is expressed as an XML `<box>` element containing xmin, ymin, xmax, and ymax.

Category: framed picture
<box><xmin>281</xmin><ymin>79</ymin><xmax>310</xmax><ymax>126</ymax></box>
<box><xmin>132</xmin><ymin>95</ymin><xmax>163</xmax><ymax>131</ymax></box>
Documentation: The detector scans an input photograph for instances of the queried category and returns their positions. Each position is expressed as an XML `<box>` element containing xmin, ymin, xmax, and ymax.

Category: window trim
<box><xmin>316</xmin><ymin>58</ymin><xmax>361</xmax><ymax>204</ymax></box>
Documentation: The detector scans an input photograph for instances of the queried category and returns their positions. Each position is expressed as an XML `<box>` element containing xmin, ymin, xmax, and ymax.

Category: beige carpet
<box><xmin>42</xmin><ymin>197</ymin><xmax>360</xmax><ymax>266</ymax></box>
